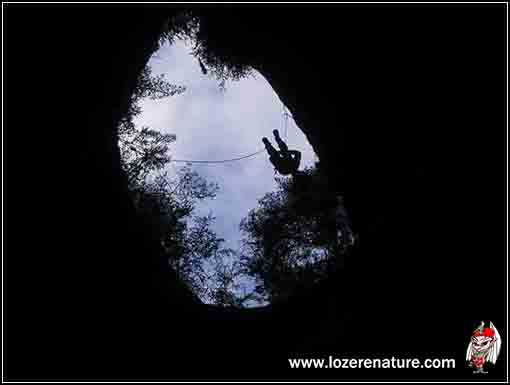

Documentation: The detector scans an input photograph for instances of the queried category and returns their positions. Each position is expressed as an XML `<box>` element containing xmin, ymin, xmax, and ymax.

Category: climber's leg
<box><xmin>262</xmin><ymin>137</ymin><xmax>279</xmax><ymax>158</ymax></box>
<box><xmin>273</xmin><ymin>129</ymin><xmax>288</xmax><ymax>153</ymax></box>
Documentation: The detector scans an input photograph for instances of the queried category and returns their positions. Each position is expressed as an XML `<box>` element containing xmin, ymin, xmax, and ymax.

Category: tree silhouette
<box><xmin>239</xmin><ymin>164</ymin><xmax>355</xmax><ymax>304</ymax></box>
<box><xmin>118</xmin><ymin>64</ymin><xmax>241</xmax><ymax>305</ymax></box>
<box><xmin>160</xmin><ymin>9</ymin><xmax>253</xmax><ymax>91</ymax></box>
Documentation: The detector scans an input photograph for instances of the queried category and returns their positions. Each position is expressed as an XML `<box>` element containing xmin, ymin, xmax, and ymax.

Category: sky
<box><xmin>135</xmin><ymin>38</ymin><xmax>318</xmax><ymax>254</ymax></box>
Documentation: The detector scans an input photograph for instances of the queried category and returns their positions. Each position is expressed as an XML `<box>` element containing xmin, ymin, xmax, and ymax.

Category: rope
<box><xmin>282</xmin><ymin>103</ymin><xmax>293</xmax><ymax>142</ymax></box>
<box><xmin>169</xmin><ymin>108</ymin><xmax>293</xmax><ymax>165</ymax></box>
<box><xmin>170</xmin><ymin>148</ymin><xmax>266</xmax><ymax>164</ymax></box>
<box><xmin>284</xmin><ymin>110</ymin><xmax>289</xmax><ymax>142</ymax></box>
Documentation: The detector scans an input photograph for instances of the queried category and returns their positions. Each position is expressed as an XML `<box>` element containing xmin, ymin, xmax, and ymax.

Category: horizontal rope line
<box><xmin>170</xmin><ymin>149</ymin><xmax>266</xmax><ymax>164</ymax></box>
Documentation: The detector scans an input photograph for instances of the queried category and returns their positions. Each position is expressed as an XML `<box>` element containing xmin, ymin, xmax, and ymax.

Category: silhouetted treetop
<box><xmin>160</xmin><ymin>9</ymin><xmax>253</xmax><ymax>90</ymax></box>
<box><xmin>239</xmin><ymin>164</ymin><xmax>354</xmax><ymax>303</ymax></box>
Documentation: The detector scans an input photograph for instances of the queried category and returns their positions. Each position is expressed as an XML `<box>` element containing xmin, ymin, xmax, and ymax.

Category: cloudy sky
<box><xmin>135</xmin><ymin>39</ymin><xmax>317</xmax><ymax>252</ymax></box>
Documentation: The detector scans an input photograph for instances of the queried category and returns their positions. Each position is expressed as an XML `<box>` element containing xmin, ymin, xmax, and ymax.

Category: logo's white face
<box><xmin>471</xmin><ymin>336</ymin><xmax>495</xmax><ymax>353</ymax></box>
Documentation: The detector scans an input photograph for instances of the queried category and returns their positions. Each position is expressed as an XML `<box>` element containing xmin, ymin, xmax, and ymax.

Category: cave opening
<box><xmin>118</xmin><ymin>11</ymin><xmax>354</xmax><ymax>308</ymax></box>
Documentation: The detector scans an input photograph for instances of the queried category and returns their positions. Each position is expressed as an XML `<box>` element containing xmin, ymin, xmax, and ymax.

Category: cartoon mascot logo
<box><xmin>466</xmin><ymin>321</ymin><xmax>501</xmax><ymax>374</ymax></box>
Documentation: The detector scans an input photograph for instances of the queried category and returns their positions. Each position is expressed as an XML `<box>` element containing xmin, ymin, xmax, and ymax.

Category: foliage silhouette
<box><xmin>239</xmin><ymin>164</ymin><xmax>354</xmax><ymax>303</ymax></box>
<box><xmin>118</xmin><ymin>64</ymin><xmax>244</xmax><ymax>305</ymax></box>
<box><xmin>159</xmin><ymin>9</ymin><xmax>253</xmax><ymax>91</ymax></box>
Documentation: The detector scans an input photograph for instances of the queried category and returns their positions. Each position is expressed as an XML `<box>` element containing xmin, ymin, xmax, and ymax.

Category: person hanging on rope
<box><xmin>262</xmin><ymin>129</ymin><xmax>302</xmax><ymax>176</ymax></box>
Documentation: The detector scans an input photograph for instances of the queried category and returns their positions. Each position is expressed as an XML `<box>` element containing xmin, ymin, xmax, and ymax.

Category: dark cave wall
<box><xmin>6</xmin><ymin>7</ymin><xmax>182</xmax><ymax>378</ymax></box>
<box><xmin>5</xmin><ymin>4</ymin><xmax>506</xmax><ymax>380</ymax></box>
<box><xmin>195</xmin><ymin>6</ymin><xmax>506</xmax><ymax>354</ymax></box>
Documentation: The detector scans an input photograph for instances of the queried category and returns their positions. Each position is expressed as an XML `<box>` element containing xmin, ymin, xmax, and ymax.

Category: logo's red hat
<box><xmin>472</xmin><ymin>326</ymin><xmax>495</xmax><ymax>338</ymax></box>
